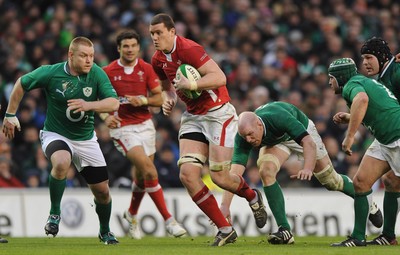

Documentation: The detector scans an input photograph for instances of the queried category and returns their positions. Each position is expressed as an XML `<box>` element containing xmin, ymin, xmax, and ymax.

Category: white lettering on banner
<box><xmin>0</xmin><ymin>189</ymin><xmax>397</xmax><ymax>237</ymax></box>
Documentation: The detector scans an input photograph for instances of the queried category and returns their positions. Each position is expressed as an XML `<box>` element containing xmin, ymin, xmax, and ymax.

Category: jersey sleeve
<box><xmin>93</xmin><ymin>64</ymin><xmax>117</xmax><ymax>99</ymax></box>
<box><xmin>343</xmin><ymin>82</ymin><xmax>365</xmax><ymax>102</ymax></box>
<box><xmin>20</xmin><ymin>65</ymin><xmax>52</xmax><ymax>91</ymax></box>
<box><xmin>231</xmin><ymin>134</ymin><xmax>253</xmax><ymax>166</ymax></box>
<box><xmin>180</xmin><ymin>45</ymin><xmax>210</xmax><ymax>70</ymax></box>
<box><xmin>151</xmin><ymin>57</ymin><xmax>168</xmax><ymax>80</ymax></box>
<box><xmin>145</xmin><ymin>63</ymin><xmax>160</xmax><ymax>90</ymax></box>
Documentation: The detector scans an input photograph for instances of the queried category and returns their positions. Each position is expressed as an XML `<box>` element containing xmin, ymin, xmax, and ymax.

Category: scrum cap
<box><xmin>328</xmin><ymin>58</ymin><xmax>357</xmax><ymax>88</ymax></box>
<box><xmin>361</xmin><ymin>37</ymin><xmax>392</xmax><ymax>72</ymax></box>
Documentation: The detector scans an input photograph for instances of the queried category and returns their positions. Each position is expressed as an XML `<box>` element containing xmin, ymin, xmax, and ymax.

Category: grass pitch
<box><xmin>1</xmin><ymin>236</ymin><xmax>399</xmax><ymax>255</ymax></box>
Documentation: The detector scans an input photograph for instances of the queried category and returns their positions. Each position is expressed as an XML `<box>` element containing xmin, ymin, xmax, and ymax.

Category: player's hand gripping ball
<box><xmin>176</xmin><ymin>64</ymin><xmax>202</xmax><ymax>99</ymax></box>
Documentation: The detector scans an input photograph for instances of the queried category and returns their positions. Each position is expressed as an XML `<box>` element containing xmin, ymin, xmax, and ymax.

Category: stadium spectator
<box><xmin>1</xmin><ymin>36</ymin><xmax>119</xmax><ymax>244</ymax></box>
<box><xmin>154</xmin><ymin>143</ymin><xmax>183</xmax><ymax>188</ymax></box>
<box><xmin>244</xmin><ymin>165</ymin><xmax>263</xmax><ymax>189</ymax></box>
<box><xmin>102</xmin><ymin>30</ymin><xmax>187</xmax><ymax>239</ymax></box>
<box><xmin>219</xmin><ymin>101</ymin><xmax>382</xmax><ymax>245</ymax></box>
<box><xmin>149</xmin><ymin>13</ymin><xmax>267</xmax><ymax>246</ymax></box>
<box><xmin>328</xmin><ymin>57</ymin><xmax>400</xmax><ymax>247</ymax></box>
<box><xmin>0</xmin><ymin>155</ymin><xmax>24</xmax><ymax>188</ymax></box>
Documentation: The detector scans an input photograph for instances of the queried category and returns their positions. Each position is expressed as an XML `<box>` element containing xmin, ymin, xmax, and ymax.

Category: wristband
<box><xmin>189</xmin><ymin>80</ymin><xmax>198</xmax><ymax>91</ymax></box>
<box><xmin>99</xmin><ymin>113</ymin><xmax>109</xmax><ymax>121</ymax></box>
<box><xmin>138</xmin><ymin>95</ymin><xmax>148</xmax><ymax>105</ymax></box>
<box><xmin>5</xmin><ymin>113</ymin><xmax>16</xmax><ymax>117</ymax></box>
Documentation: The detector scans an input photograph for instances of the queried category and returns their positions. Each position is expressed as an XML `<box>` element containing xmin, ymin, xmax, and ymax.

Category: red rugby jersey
<box><xmin>103</xmin><ymin>59</ymin><xmax>160</xmax><ymax>126</ymax></box>
<box><xmin>151</xmin><ymin>35</ymin><xmax>230</xmax><ymax>115</ymax></box>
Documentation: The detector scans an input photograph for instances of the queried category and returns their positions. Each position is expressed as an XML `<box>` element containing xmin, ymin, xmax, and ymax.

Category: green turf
<box><xmin>1</xmin><ymin>236</ymin><xmax>399</xmax><ymax>255</ymax></box>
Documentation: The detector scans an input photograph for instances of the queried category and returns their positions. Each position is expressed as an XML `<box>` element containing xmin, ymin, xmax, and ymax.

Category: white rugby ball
<box><xmin>176</xmin><ymin>64</ymin><xmax>202</xmax><ymax>99</ymax></box>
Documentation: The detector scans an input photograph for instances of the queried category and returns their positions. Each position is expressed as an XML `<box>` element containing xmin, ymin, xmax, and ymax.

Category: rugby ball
<box><xmin>176</xmin><ymin>64</ymin><xmax>202</xmax><ymax>99</ymax></box>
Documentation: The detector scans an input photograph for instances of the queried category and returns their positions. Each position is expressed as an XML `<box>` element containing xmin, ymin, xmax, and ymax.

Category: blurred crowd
<box><xmin>0</xmin><ymin>0</ymin><xmax>399</xmax><ymax>190</ymax></box>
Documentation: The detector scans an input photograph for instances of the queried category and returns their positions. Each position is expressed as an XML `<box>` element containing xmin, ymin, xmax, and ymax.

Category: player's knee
<box><xmin>352</xmin><ymin>174</ymin><xmax>370</xmax><ymax>192</ymax></box>
<box><xmin>314</xmin><ymin>165</ymin><xmax>342</xmax><ymax>191</ymax></box>
<box><xmin>209</xmin><ymin>169</ymin><xmax>228</xmax><ymax>187</ymax></box>
<box><xmin>257</xmin><ymin>154</ymin><xmax>280</xmax><ymax>181</ymax></box>
<box><xmin>92</xmin><ymin>185</ymin><xmax>110</xmax><ymax>203</ymax></box>
<box><xmin>51</xmin><ymin>155</ymin><xmax>71</xmax><ymax>171</ymax></box>
<box><xmin>382</xmin><ymin>174</ymin><xmax>400</xmax><ymax>192</ymax></box>
<box><xmin>179</xmin><ymin>168</ymin><xmax>196</xmax><ymax>186</ymax></box>
<box><xmin>257</xmin><ymin>154</ymin><xmax>280</xmax><ymax>170</ymax></box>
<box><xmin>142</xmin><ymin>166</ymin><xmax>158</xmax><ymax>180</ymax></box>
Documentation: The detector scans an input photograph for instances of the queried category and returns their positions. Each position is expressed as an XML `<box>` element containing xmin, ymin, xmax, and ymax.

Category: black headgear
<box><xmin>360</xmin><ymin>37</ymin><xmax>392</xmax><ymax>72</ymax></box>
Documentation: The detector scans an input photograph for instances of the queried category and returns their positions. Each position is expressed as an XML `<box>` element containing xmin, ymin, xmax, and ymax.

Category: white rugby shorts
<box><xmin>274</xmin><ymin>119</ymin><xmax>328</xmax><ymax>160</ymax></box>
<box><xmin>109</xmin><ymin>119</ymin><xmax>156</xmax><ymax>156</ymax></box>
<box><xmin>365</xmin><ymin>138</ymin><xmax>400</xmax><ymax>177</ymax></box>
<box><xmin>179</xmin><ymin>102</ymin><xmax>238</xmax><ymax>147</ymax></box>
<box><xmin>40</xmin><ymin>130</ymin><xmax>106</xmax><ymax>172</ymax></box>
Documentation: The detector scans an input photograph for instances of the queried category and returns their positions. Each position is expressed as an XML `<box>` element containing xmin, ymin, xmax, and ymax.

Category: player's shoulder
<box><xmin>102</xmin><ymin>60</ymin><xmax>119</xmax><ymax>71</ymax></box>
<box><xmin>30</xmin><ymin>62</ymin><xmax>65</xmax><ymax>77</ymax></box>
<box><xmin>137</xmin><ymin>58</ymin><xmax>152</xmax><ymax>68</ymax></box>
<box><xmin>42</xmin><ymin>62</ymin><xmax>65</xmax><ymax>71</ymax></box>
<box><xmin>390</xmin><ymin>60</ymin><xmax>400</xmax><ymax>74</ymax></box>
<box><xmin>176</xmin><ymin>35</ymin><xmax>202</xmax><ymax>50</ymax></box>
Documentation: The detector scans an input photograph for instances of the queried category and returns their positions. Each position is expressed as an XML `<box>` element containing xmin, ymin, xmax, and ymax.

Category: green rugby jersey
<box><xmin>342</xmin><ymin>74</ymin><xmax>400</xmax><ymax>145</ymax></box>
<box><xmin>232</xmin><ymin>101</ymin><xmax>309</xmax><ymax>166</ymax></box>
<box><xmin>21</xmin><ymin>62</ymin><xmax>117</xmax><ymax>141</ymax></box>
<box><xmin>379</xmin><ymin>58</ymin><xmax>400</xmax><ymax>102</ymax></box>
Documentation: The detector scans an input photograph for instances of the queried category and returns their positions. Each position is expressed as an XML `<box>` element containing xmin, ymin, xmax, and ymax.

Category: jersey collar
<box><xmin>163</xmin><ymin>36</ymin><xmax>177</xmax><ymax>56</ymax></box>
<box><xmin>64</xmin><ymin>61</ymin><xmax>70</xmax><ymax>75</ymax></box>
<box><xmin>379</xmin><ymin>57</ymin><xmax>394</xmax><ymax>79</ymax></box>
<box><xmin>257</xmin><ymin>116</ymin><xmax>267</xmax><ymax>138</ymax></box>
<box><xmin>117</xmin><ymin>58</ymin><xmax>138</xmax><ymax>68</ymax></box>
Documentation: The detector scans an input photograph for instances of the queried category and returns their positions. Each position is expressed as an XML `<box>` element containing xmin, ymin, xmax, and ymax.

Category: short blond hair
<box><xmin>69</xmin><ymin>37</ymin><xmax>93</xmax><ymax>52</ymax></box>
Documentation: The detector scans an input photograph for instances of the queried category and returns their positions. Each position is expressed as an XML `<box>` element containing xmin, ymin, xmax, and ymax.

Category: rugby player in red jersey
<box><xmin>149</xmin><ymin>13</ymin><xmax>267</xmax><ymax>246</ymax></box>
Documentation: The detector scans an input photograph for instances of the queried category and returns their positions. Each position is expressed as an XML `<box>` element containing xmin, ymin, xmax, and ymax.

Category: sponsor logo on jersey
<box><xmin>56</xmin><ymin>81</ymin><xmax>71</xmax><ymax>97</ymax></box>
<box><xmin>83</xmin><ymin>87</ymin><xmax>92</xmax><ymax>97</ymax></box>
<box><xmin>114</xmin><ymin>76</ymin><xmax>122</xmax><ymax>81</ymax></box>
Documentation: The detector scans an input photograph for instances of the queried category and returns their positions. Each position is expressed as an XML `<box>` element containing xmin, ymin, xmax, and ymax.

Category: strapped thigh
<box><xmin>209</xmin><ymin>160</ymin><xmax>231</xmax><ymax>172</ymax></box>
<box><xmin>257</xmin><ymin>153</ymin><xmax>281</xmax><ymax>170</ymax></box>
<box><xmin>177</xmin><ymin>153</ymin><xmax>207</xmax><ymax>168</ymax></box>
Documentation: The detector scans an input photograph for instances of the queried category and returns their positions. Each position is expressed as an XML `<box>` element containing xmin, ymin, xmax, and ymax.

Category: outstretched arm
<box><xmin>125</xmin><ymin>85</ymin><xmax>163</xmax><ymax>107</ymax></box>
<box><xmin>291</xmin><ymin>135</ymin><xmax>316</xmax><ymax>181</ymax></box>
<box><xmin>67</xmin><ymin>97</ymin><xmax>119</xmax><ymax>113</ymax></box>
<box><xmin>2</xmin><ymin>78</ymin><xmax>25</xmax><ymax>139</ymax></box>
